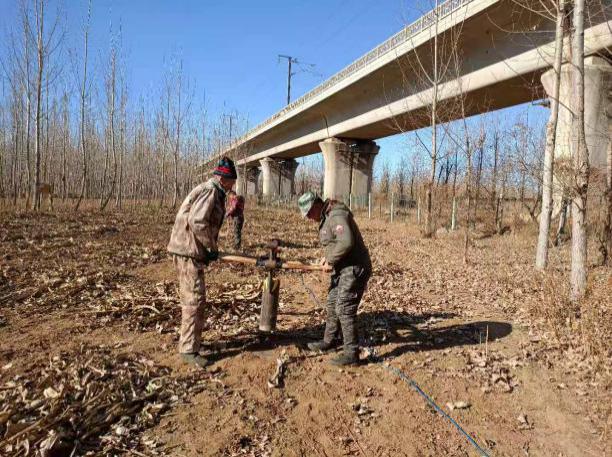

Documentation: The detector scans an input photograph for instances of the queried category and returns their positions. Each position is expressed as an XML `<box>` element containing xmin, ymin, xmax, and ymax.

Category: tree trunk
<box><xmin>115</xmin><ymin>103</ymin><xmax>125</xmax><ymax>209</ymax></box>
<box><xmin>473</xmin><ymin>139</ymin><xmax>484</xmax><ymax>227</ymax></box>
<box><xmin>33</xmin><ymin>0</ymin><xmax>45</xmax><ymax>211</ymax></box>
<box><xmin>569</xmin><ymin>0</ymin><xmax>589</xmax><ymax>302</ymax></box>
<box><xmin>424</xmin><ymin>0</ymin><xmax>440</xmax><ymax>238</ymax></box>
<box><xmin>496</xmin><ymin>177</ymin><xmax>506</xmax><ymax>234</ymax></box>
<box><xmin>598</xmin><ymin>132</ymin><xmax>612</xmax><ymax>265</ymax></box>
<box><xmin>463</xmin><ymin>135</ymin><xmax>472</xmax><ymax>264</ymax></box>
<box><xmin>75</xmin><ymin>0</ymin><xmax>91</xmax><ymax>211</ymax></box>
<box><xmin>61</xmin><ymin>93</ymin><xmax>68</xmax><ymax>201</ymax></box>
<box><xmin>172</xmin><ymin>62</ymin><xmax>186</xmax><ymax>209</ymax></box>
<box><xmin>11</xmin><ymin>96</ymin><xmax>20</xmax><ymax>206</ymax></box>
<box><xmin>101</xmin><ymin>47</ymin><xmax>118</xmax><ymax>212</ymax></box>
<box><xmin>24</xmin><ymin>32</ymin><xmax>32</xmax><ymax>210</ymax></box>
<box><xmin>536</xmin><ymin>0</ymin><xmax>565</xmax><ymax>270</ymax></box>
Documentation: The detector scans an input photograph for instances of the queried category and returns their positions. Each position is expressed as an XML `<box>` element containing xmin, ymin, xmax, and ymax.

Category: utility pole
<box><xmin>223</xmin><ymin>113</ymin><xmax>234</xmax><ymax>145</ymax></box>
<box><xmin>278</xmin><ymin>55</ymin><xmax>297</xmax><ymax>105</ymax></box>
<box><xmin>278</xmin><ymin>55</ymin><xmax>318</xmax><ymax>106</ymax></box>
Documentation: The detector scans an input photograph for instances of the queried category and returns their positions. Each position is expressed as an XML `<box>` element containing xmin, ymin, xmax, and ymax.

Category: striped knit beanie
<box><xmin>213</xmin><ymin>156</ymin><xmax>237</xmax><ymax>179</ymax></box>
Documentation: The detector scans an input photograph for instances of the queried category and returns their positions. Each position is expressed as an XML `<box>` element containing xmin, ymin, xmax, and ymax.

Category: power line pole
<box><xmin>223</xmin><ymin>113</ymin><xmax>233</xmax><ymax>145</ymax></box>
<box><xmin>278</xmin><ymin>55</ymin><xmax>297</xmax><ymax>105</ymax></box>
<box><xmin>278</xmin><ymin>55</ymin><xmax>318</xmax><ymax>106</ymax></box>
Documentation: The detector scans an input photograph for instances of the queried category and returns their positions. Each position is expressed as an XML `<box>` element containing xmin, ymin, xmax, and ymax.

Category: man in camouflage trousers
<box><xmin>226</xmin><ymin>190</ymin><xmax>245</xmax><ymax>250</ymax></box>
<box><xmin>167</xmin><ymin>157</ymin><xmax>237</xmax><ymax>368</ymax></box>
<box><xmin>298</xmin><ymin>192</ymin><xmax>372</xmax><ymax>366</ymax></box>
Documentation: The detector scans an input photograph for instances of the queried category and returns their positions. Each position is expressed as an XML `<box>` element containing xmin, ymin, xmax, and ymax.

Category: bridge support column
<box><xmin>260</xmin><ymin>158</ymin><xmax>299</xmax><ymax>197</ymax></box>
<box><xmin>320</xmin><ymin>138</ymin><xmax>379</xmax><ymax>204</ymax></box>
<box><xmin>260</xmin><ymin>158</ymin><xmax>280</xmax><ymax>197</ymax></box>
<box><xmin>236</xmin><ymin>166</ymin><xmax>260</xmax><ymax>196</ymax></box>
<box><xmin>280</xmin><ymin>159</ymin><xmax>299</xmax><ymax>196</ymax></box>
<box><xmin>541</xmin><ymin>56</ymin><xmax>611</xmax><ymax>217</ymax></box>
<box><xmin>235</xmin><ymin>166</ymin><xmax>246</xmax><ymax>196</ymax></box>
<box><xmin>246</xmin><ymin>167</ymin><xmax>260</xmax><ymax>195</ymax></box>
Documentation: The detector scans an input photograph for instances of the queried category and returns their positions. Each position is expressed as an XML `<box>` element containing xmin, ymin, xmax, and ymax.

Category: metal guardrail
<box><xmin>211</xmin><ymin>0</ymin><xmax>473</xmax><ymax>164</ymax></box>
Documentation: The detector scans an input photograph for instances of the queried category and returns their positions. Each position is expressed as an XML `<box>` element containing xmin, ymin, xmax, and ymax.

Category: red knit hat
<box><xmin>213</xmin><ymin>156</ymin><xmax>237</xmax><ymax>179</ymax></box>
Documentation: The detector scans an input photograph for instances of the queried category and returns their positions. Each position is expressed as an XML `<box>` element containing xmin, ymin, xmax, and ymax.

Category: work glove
<box><xmin>206</xmin><ymin>250</ymin><xmax>219</xmax><ymax>262</ymax></box>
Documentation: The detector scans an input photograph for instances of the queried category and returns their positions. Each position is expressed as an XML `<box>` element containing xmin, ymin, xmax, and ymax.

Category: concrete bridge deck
<box><xmin>204</xmin><ymin>0</ymin><xmax>611</xmax><ymax>201</ymax></box>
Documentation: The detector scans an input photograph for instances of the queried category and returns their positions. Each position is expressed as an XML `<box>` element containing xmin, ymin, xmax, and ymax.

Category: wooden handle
<box><xmin>218</xmin><ymin>254</ymin><xmax>258</xmax><ymax>265</ymax></box>
<box><xmin>219</xmin><ymin>254</ymin><xmax>329</xmax><ymax>271</ymax></box>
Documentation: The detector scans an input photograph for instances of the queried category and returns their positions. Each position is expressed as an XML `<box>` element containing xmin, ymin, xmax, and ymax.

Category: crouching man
<box><xmin>226</xmin><ymin>190</ymin><xmax>245</xmax><ymax>250</ymax></box>
<box><xmin>167</xmin><ymin>157</ymin><xmax>237</xmax><ymax>368</ymax></box>
<box><xmin>298</xmin><ymin>192</ymin><xmax>372</xmax><ymax>366</ymax></box>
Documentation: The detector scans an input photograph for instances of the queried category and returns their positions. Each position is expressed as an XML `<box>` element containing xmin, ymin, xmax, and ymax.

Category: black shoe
<box><xmin>307</xmin><ymin>340</ymin><xmax>336</xmax><ymax>353</ymax></box>
<box><xmin>330</xmin><ymin>353</ymin><xmax>359</xmax><ymax>366</ymax></box>
<box><xmin>181</xmin><ymin>353</ymin><xmax>210</xmax><ymax>368</ymax></box>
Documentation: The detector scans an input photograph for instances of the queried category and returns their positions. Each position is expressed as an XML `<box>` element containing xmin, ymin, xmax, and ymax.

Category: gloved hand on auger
<box><xmin>206</xmin><ymin>249</ymin><xmax>219</xmax><ymax>263</ymax></box>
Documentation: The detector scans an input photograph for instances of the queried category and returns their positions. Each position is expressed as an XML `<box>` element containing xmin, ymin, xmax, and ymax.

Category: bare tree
<box><xmin>389</xmin><ymin>0</ymin><xmax>465</xmax><ymax>236</ymax></box>
<box><xmin>379</xmin><ymin>161</ymin><xmax>391</xmax><ymax>196</ymax></box>
<box><xmin>395</xmin><ymin>156</ymin><xmax>408</xmax><ymax>201</ymax></box>
<box><xmin>170</xmin><ymin>59</ymin><xmax>192</xmax><ymax>208</ymax></box>
<box><xmin>74</xmin><ymin>0</ymin><xmax>91</xmax><ymax>211</ymax></box>
<box><xmin>30</xmin><ymin>0</ymin><xmax>63</xmax><ymax>211</ymax></box>
<box><xmin>536</xmin><ymin>0</ymin><xmax>567</xmax><ymax>270</ymax></box>
<box><xmin>569</xmin><ymin>0</ymin><xmax>589</xmax><ymax>301</ymax></box>
<box><xmin>100</xmin><ymin>28</ymin><xmax>119</xmax><ymax>211</ymax></box>
<box><xmin>115</xmin><ymin>79</ymin><xmax>126</xmax><ymax>209</ymax></box>
<box><xmin>59</xmin><ymin>90</ymin><xmax>68</xmax><ymax>200</ymax></box>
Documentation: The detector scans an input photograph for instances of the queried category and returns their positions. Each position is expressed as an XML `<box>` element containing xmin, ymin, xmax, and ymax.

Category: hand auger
<box><xmin>219</xmin><ymin>239</ymin><xmax>328</xmax><ymax>332</ymax></box>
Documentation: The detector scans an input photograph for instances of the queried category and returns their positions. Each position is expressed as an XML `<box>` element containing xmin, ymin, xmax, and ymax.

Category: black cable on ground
<box><xmin>299</xmin><ymin>274</ymin><xmax>492</xmax><ymax>457</ymax></box>
<box><xmin>380</xmin><ymin>361</ymin><xmax>491</xmax><ymax>457</ymax></box>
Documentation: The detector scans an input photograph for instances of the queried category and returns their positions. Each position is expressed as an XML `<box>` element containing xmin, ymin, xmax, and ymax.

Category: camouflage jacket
<box><xmin>167</xmin><ymin>178</ymin><xmax>226</xmax><ymax>260</ymax></box>
<box><xmin>319</xmin><ymin>200</ymin><xmax>371</xmax><ymax>272</ymax></box>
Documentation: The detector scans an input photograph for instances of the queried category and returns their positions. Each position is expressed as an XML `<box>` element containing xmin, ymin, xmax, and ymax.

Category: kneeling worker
<box><xmin>167</xmin><ymin>157</ymin><xmax>237</xmax><ymax>367</ymax></box>
<box><xmin>298</xmin><ymin>192</ymin><xmax>372</xmax><ymax>366</ymax></box>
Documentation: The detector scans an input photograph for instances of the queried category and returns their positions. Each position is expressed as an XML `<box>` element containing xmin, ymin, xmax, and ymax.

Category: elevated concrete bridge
<box><xmin>206</xmin><ymin>0</ymin><xmax>611</xmax><ymax>201</ymax></box>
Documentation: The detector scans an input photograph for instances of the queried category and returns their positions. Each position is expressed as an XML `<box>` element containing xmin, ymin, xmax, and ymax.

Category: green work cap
<box><xmin>298</xmin><ymin>191</ymin><xmax>319</xmax><ymax>217</ymax></box>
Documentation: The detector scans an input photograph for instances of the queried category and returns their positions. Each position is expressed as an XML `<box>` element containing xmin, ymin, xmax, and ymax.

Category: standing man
<box><xmin>298</xmin><ymin>192</ymin><xmax>372</xmax><ymax>366</ymax></box>
<box><xmin>167</xmin><ymin>157</ymin><xmax>237</xmax><ymax>368</ymax></box>
<box><xmin>226</xmin><ymin>190</ymin><xmax>245</xmax><ymax>250</ymax></box>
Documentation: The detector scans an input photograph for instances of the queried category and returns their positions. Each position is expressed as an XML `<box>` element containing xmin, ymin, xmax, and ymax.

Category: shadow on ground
<box><xmin>201</xmin><ymin>310</ymin><xmax>512</xmax><ymax>363</ymax></box>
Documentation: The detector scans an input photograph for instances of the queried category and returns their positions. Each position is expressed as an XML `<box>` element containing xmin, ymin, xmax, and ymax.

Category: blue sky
<box><xmin>0</xmin><ymin>0</ymin><xmax>546</xmax><ymax>174</ymax></box>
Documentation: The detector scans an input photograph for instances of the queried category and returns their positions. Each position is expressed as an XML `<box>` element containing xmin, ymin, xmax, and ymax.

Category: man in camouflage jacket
<box><xmin>298</xmin><ymin>191</ymin><xmax>372</xmax><ymax>366</ymax></box>
<box><xmin>167</xmin><ymin>157</ymin><xmax>237</xmax><ymax>368</ymax></box>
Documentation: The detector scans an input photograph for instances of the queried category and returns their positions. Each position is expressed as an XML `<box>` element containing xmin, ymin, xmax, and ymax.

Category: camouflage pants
<box><xmin>173</xmin><ymin>256</ymin><xmax>206</xmax><ymax>354</ymax></box>
<box><xmin>323</xmin><ymin>265</ymin><xmax>370</xmax><ymax>356</ymax></box>
<box><xmin>232</xmin><ymin>216</ymin><xmax>244</xmax><ymax>249</ymax></box>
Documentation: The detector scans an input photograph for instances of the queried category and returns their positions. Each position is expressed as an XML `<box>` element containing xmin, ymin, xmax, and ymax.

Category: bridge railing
<box><xmin>215</xmin><ymin>0</ymin><xmax>473</xmax><ymax>163</ymax></box>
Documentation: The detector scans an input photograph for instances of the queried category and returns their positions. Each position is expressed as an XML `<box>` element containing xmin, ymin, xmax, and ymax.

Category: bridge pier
<box><xmin>246</xmin><ymin>167</ymin><xmax>261</xmax><ymax>195</ymax></box>
<box><xmin>320</xmin><ymin>138</ymin><xmax>379</xmax><ymax>204</ymax></box>
<box><xmin>541</xmin><ymin>56</ymin><xmax>611</xmax><ymax>217</ymax></box>
<box><xmin>236</xmin><ymin>166</ymin><xmax>261</xmax><ymax>196</ymax></box>
<box><xmin>260</xmin><ymin>158</ymin><xmax>299</xmax><ymax>197</ymax></box>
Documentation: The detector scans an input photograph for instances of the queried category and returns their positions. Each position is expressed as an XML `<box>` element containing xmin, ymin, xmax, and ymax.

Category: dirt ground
<box><xmin>0</xmin><ymin>204</ymin><xmax>610</xmax><ymax>456</ymax></box>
